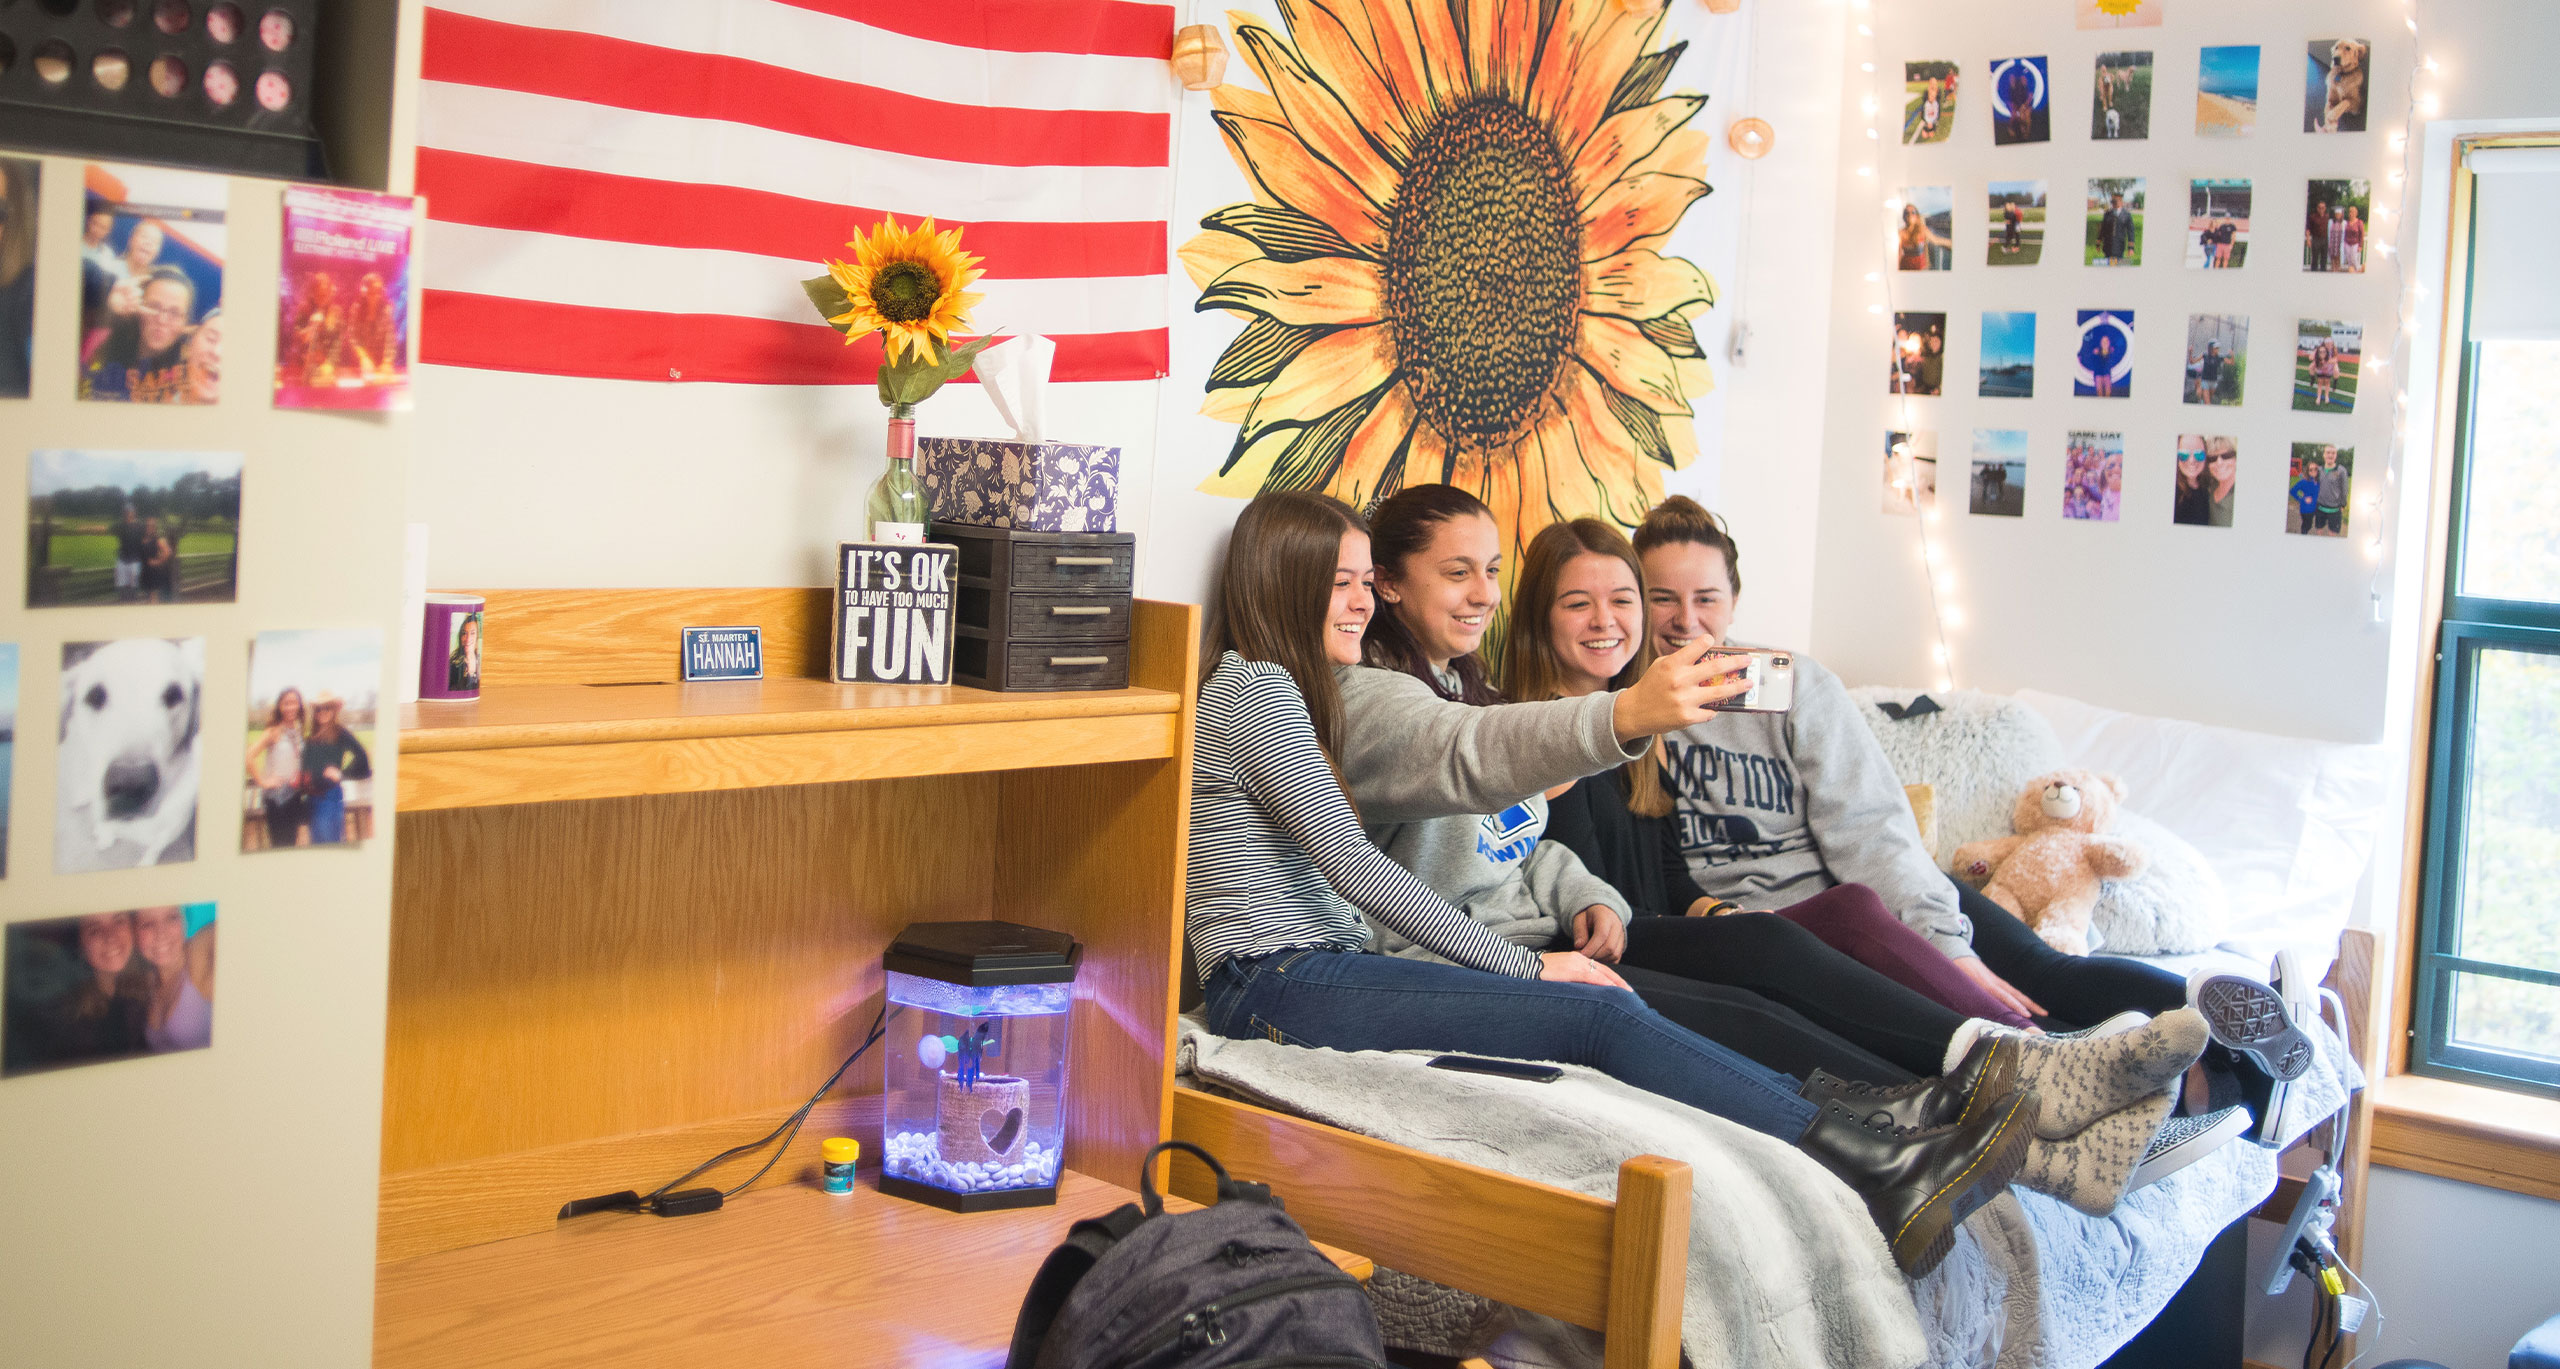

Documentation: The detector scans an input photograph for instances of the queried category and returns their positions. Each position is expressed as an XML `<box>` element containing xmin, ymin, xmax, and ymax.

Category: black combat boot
<box><xmin>1797</xmin><ymin>1033</ymin><xmax>2022</xmax><ymax>1133</ymax></box>
<box><xmin>1794</xmin><ymin>1087</ymin><xmax>2038</xmax><ymax>1278</ymax></box>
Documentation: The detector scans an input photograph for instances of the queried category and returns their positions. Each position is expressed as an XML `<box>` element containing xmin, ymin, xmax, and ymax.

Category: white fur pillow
<box><xmin>2093</xmin><ymin>810</ymin><xmax>2231</xmax><ymax>955</ymax></box>
<box><xmin>1849</xmin><ymin>688</ymin><xmax>2066</xmax><ymax>868</ymax></box>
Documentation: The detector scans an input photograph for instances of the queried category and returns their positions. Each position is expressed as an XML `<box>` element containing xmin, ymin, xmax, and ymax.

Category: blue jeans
<box><xmin>309</xmin><ymin>787</ymin><xmax>346</xmax><ymax>844</ymax></box>
<box><xmin>1203</xmin><ymin>949</ymin><xmax>1818</xmax><ymax>1141</ymax></box>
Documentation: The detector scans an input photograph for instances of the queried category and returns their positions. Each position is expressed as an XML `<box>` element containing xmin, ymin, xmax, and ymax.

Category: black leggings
<box><xmin>1618</xmin><ymin>914</ymin><xmax>1966</xmax><ymax>1081</ymax></box>
<box><xmin>1616</xmin><ymin>965</ymin><xmax>1918</xmax><ymax>1087</ymax></box>
<box><xmin>1956</xmin><ymin>879</ymin><xmax>2188</xmax><ymax>1028</ymax></box>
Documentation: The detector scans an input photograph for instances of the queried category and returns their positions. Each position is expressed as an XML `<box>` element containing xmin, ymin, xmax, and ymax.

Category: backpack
<box><xmin>1004</xmin><ymin>1140</ymin><xmax>1388</xmax><ymax>1369</ymax></box>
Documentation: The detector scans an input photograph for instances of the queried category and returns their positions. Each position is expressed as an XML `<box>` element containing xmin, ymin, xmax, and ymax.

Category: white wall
<box><xmin>1805</xmin><ymin>0</ymin><xmax>2411</xmax><ymax>744</ymax></box>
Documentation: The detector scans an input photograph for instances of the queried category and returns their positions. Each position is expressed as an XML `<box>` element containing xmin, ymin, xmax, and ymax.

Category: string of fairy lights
<box><xmin>1844</xmin><ymin>0</ymin><xmax>2441</xmax><ymax>694</ymax></box>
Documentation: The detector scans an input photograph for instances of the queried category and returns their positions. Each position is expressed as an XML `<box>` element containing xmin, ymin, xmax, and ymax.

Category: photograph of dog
<box><xmin>56</xmin><ymin>637</ymin><xmax>203</xmax><ymax>874</ymax></box>
<box><xmin>2306</xmin><ymin>39</ymin><xmax>2369</xmax><ymax>133</ymax></box>
<box><xmin>27</xmin><ymin>449</ymin><xmax>242</xmax><ymax>608</ymax></box>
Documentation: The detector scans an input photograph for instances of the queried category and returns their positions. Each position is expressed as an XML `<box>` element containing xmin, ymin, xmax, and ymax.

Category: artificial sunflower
<box><xmin>1181</xmin><ymin>0</ymin><xmax>1718</xmax><ymax>562</ymax></box>
<box><xmin>816</xmin><ymin>215</ymin><xmax>986</xmax><ymax>365</ymax></box>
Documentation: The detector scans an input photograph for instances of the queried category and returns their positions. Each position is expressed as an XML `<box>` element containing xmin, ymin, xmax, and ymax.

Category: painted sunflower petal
<box><xmin>1354</xmin><ymin>0</ymin><xmax>1434</xmax><ymax>134</ymax></box>
<box><xmin>1274</xmin><ymin>0</ymin><xmax>1415</xmax><ymax>160</ymax></box>
<box><xmin>1571</xmin><ymin>94</ymin><xmax>1709</xmax><ymax>211</ymax></box>
<box><xmin>1209</xmin><ymin>317</ymin><xmax>1335</xmax><ymax>390</ymax></box>
<box><xmin>1580</xmin><ymin>170</ymin><xmax>1710</xmax><ymax>261</ymax></box>
<box><xmin>1409</xmin><ymin>0</ymin><xmax>1470</xmax><ymax>107</ymax></box>
<box><xmin>1602</xmin><ymin>41</ymin><xmax>1685</xmax><ymax>122</ymax></box>
<box><xmin>1201</xmin><ymin>383</ymin><xmax>1260</xmax><ymax>423</ymax></box>
<box><xmin>1213</xmin><ymin>111</ymin><xmax>1389</xmax><ymax>252</ymax></box>
<box><xmin>1406</xmin><ymin>417</ymin><xmax>1454</xmax><ymax>488</ymax></box>
<box><xmin>1200</xmin><ymin>204</ymin><xmax>1366</xmax><ymax>264</ymax></box>
<box><xmin>1332</xmin><ymin>379</ymin><xmax>1419</xmax><ymax>510</ymax></box>
<box><xmin>1202</xmin><ymin>422</ymin><xmax>1307</xmax><ymax>497</ymax></box>
<box><xmin>1582</xmin><ymin>248</ymin><xmax>1716</xmax><ymax>322</ymax></box>
<box><xmin>1199</xmin><ymin>255</ymin><xmax>1387</xmax><ymax>328</ymax></box>
<box><xmin>1232</xmin><ymin>18</ymin><xmax>1401</xmax><ymax>204</ymax></box>
<box><xmin>1629</xmin><ymin>126</ymin><xmax>1713</xmax><ymax>182</ymax></box>
<box><xmin>1467</xmin><ymin>0</ymin><xmax>1536</xmax><ymax>100</ymax></box>
<box><xmin>1178</xmin><ymin>228</ymin><xmax>1263</xmax><ymax>292</ymax></box>
<box><xmin>1578</xmin><ymin>312</ymin><xmax>1693</xmax><ymax>416</ymax></box>
<box><xmin>1528</xmin><ymin>0</ymin><xmax>1664</xmax><ymax>157</ymax></box>
<box><xmin>1251</xmin><ymin>323</ymin><xmax>1399</xmax><ymax>424</ymax></box>
<box><xmin>1210</xmin><ymin>81</ymin><xmax>1286</xmax><ymax>126</ymax></box>
<box><xmin>1267</xmin><ymin>390</ymin><xmax>1381</xmax><ymax>492</ymax></box>
<box><xmin>1556</xmin><ymin>360</ymin><xmax>1653</xmax><ymax>502</ymax></box>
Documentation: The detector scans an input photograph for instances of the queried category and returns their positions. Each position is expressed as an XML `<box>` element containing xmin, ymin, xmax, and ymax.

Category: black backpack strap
<box><xmin>1003</xmin><ymin>1204</ymin><xmax>1146</xmax><ymax>1369</ymax></box>
<box><xmin>1138</xmin><ymin>1140</ymin><xmax>1276</xmax><ymax>1215</ymax></box>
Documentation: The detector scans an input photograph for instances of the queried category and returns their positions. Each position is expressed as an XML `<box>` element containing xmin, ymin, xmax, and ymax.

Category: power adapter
<box><xmin>653</xmin><ymin>1188</ymin><xmax>725</xmax><ymax>1217</ymax></box>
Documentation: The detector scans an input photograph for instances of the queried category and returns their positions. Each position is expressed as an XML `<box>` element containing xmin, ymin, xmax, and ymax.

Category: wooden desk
<box><xmin>375</xmin><ymin>1170</ymin><xmax>1369</xmax><ymax>1369</ymax></box>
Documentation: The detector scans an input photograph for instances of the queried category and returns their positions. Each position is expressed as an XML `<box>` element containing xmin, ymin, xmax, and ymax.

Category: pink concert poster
<box><xmin>274</xmin><ymin>187</ymin><xmax>414</xmax><ymax>411</ymax></box>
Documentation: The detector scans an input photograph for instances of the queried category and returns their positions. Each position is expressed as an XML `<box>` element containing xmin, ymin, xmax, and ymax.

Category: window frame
<box><xmin>2407</xmin><ymin>169</ymin><xmax>2560</xmax><ymax>1097</ymax></box>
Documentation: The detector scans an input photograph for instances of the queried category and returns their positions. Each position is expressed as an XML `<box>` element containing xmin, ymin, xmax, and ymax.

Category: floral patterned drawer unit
<box><xmin>916</xmin><ymin>437</ymin><xmax>1121</xmax><ymax>532</ymax></box>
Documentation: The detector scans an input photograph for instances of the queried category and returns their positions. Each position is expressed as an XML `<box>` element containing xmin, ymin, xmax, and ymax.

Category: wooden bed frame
<box><xmin>1171</xmin><ymin>929</ymin><xmax>2385</xmax><ymax>1369</ymax></box>
<box><xmin>1169</xmin><ymin>1089</ymin><xmax>1693</xmax><ymax>1369</ymax></box>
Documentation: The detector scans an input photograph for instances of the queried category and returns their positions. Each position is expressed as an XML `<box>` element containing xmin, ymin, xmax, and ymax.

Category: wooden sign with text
<box><xmin>831</xmin><ymin>541</ymin><xmax>958</xmax><ymax>685</ymax></box>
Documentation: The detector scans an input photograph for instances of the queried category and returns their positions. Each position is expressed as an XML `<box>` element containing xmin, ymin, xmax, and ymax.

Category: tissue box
<box><xmin>916</xmin><ymin>438</ymin><xmax>1120</xmax><ymax>532</ymax></box>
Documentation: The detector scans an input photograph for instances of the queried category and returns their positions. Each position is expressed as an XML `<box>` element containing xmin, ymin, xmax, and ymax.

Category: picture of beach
<box><xmin>2197</xmin><ymin>45</ymin><xmax>2259</xmax><ymax>138</ymax></box>
<box><xmin>1980</xmin><ymin>311</ymin><xmax>2036</xmax><ymax>398</ymax></box>
<box><xmin>2185</xmin><ymin>314</ymin><xmax>2249</xmax><ymax>406</ymax></box>
<box><xmin>1896</xmin><ymin>186</ymin><xmax>1955</xmax><ymax>271</ymax></box>
<box><xmin>2075</xmin><ymin>309</ymin><xmax>2135</xmax><ymax>398</ymax></box>
<box><xmin>2306</xmin><ymin>39</ymin><xmax>2370</xmax><ymax>133</ymax></box>
<box><xmin>2085</xmin><ymin>178</ymin><xmax>2146</xmax><ymax>266</ymax></box>
<box><xmin>1970</xmin><ymin>430</ymin><xmax>2028</xmax><ymax>517</ymax></box>
<box><xmin>2186</xmin><ymin>179</ymin><xmax>2252</xmax><ymax>269</ymax></box>
<box><xmin>1987</xmin><ymin>180</ymin><xmax>2048</xmax><ymax>265</ymax></box>
<box><xmin>1990</xmin><ymin>56</ymin><xmax>2051</xmax><ymax>145</ymax></box>
<box><xmin>1905</xmin><ymin>61</ymin><xmax>1959</xmax><ymax>144</ymax></box>
<box><xmin>2294</xmin><ymin>318</ymin><xmax>2364</xmax><ymax>415</ymax></box>
<box><xmin>2064</xmin><ymin>431</ymin><xmax>2125</xmax><ymax>522</ymax></box>
<box><xmin>2091</xmin><ymin>51</ymin><xmax>2152</xmax><ymax>140</ymax></box>
<box><xmin>1884</xmin><ymin>431</ymin><xmax>1939</xmax><ymax>515</ymax></box>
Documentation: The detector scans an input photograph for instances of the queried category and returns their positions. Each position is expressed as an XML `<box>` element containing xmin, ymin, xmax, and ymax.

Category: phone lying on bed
<box><xmin>1707</xmin><ymin>648</ymin><xmax>1795</xmax><ymax>714</ymax></box>
<box><xmin>1426</xmin><ymin>1055</ymin><xmax>1564</xmax><ymax>1083</ymax></box>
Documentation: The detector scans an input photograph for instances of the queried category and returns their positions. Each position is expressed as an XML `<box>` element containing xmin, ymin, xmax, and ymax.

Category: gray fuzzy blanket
<box><xmin>1177</xmin><ymin>1019</ymin><xmax>1927</xmax><ymax>1369</ymax></box>
<box><xmin>1178</xmin><ymin>1014</ymin><xmax>2363</xmax><ymax>1369</ymax></box>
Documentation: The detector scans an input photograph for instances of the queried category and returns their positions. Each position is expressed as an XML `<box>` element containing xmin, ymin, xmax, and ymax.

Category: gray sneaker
<box><xmin>2129</xmin><ymin>1105</ymin><xmax>2252</xmax><ymax>1191</ymax></box>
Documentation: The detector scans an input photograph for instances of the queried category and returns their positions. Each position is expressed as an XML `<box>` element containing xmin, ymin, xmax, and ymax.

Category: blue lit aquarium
<box><xmin>879</xmin><ymin>920</ymin><xmax>1080</xmax><ymax>1213</ymax></box>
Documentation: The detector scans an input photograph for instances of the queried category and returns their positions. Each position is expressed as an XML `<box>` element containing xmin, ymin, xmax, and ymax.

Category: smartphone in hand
<box><xmin>1708</xmin><ymin>648</ymin><xmax>1796</xmax><ymax>713</ymax></box>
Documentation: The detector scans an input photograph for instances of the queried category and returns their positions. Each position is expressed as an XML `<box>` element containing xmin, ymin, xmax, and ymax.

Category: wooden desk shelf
<box><xmin>378</xmin><ymin>588</ymin><xmax>1202</xmax><ymax>1339</ymax></box>
<box><xmin>375</xmin><ymin>1170</ymin><xmax>1369</xmax><ymax>1369</ymax></box>
<box><xmin>398</xmin><ymin>679</ymin><xmax>1183</xmax><ymax>811</ymax></box>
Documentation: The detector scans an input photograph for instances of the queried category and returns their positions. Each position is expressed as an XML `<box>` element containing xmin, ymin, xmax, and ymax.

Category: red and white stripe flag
<box><xmin>416</xmin><ymin>0</ymin><xmax>1175</xmax><ymax>386</ymax></box>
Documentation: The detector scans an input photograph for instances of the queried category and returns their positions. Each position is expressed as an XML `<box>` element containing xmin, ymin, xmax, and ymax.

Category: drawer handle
<box><xmin>1049</xmin><ymin>605</ymin><xmax>1113</xmax><ymax>616</ymax></box>
<box><xmin>1052</xmin><ymin>555</ymin><xmax>1116</xmax><ymax>567</ymax></box>
<box><xmin>1049</xmin><ymin>656</ymin><xmax>1111</xmax><ymax>667</ymax></box>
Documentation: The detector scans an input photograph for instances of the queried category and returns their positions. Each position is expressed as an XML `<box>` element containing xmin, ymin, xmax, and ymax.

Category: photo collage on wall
<box><xmin>2</xmin><ymin>156</ymin><xmax>419</xmax><ymax>1080</ymax></box>
<box><xmin>1879</xmin><ymin>24</ymin><xmax>2380</xmax><ymax>539</ymax></box>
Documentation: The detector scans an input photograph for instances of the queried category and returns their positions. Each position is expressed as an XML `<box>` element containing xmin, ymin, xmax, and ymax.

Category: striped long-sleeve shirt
<box><xmin>1186</xmin><ymin>653</ymin><xmax>1542</xmax><ymax>982</ymax></box>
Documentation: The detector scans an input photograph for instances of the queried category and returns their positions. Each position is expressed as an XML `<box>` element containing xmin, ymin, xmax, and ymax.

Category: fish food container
<box><xmin>879</xmin><ymin>920</ymin><xmax>1080</xmax><ymax>1213</ymax></box>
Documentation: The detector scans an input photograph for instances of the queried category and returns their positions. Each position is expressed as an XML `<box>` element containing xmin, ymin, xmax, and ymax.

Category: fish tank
<box><xmin>879</xmin><ymin>920</ymin><xmax>1080</xmax><ymax>1212</ymax></box>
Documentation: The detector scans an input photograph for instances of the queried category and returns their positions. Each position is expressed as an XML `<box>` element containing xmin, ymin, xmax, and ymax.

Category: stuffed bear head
<box><xmin>2012</xmin><ymin>768</ymin><xmax>2126</xmax><ymax>836</ymax></box>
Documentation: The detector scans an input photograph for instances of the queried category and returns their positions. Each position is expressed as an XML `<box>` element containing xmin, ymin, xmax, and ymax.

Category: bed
<box><xmin>1168</xmin><ymin>688</ymin><xmax>2393</xmax><ymax>1369</ymax></box>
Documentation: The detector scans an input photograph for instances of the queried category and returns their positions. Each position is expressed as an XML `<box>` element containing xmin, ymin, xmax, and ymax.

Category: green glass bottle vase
<box><xmin>867</xmin><ymin>406</ymin><xmax>929</xmax><ymax>544</ymax></box>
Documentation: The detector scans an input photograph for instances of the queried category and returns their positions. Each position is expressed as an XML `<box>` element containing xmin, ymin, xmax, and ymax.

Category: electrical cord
<box><xmin>561</xmin><ymin>1005</ymin><xmax>893</xmax><ymax>1220</ymax></box>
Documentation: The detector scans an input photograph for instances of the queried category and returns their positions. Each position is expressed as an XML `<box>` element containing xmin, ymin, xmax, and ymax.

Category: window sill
<box><xmin>2369</xmin><ymin>1072</ymin><xmax>2560</xmax><ymax>1203</ymax></box>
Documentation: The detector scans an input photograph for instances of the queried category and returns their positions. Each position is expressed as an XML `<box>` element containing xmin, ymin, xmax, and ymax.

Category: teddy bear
<box><xmin>1951</xmin><ymin>769</ymin><xmax>2149</xmax><ymax>955</ymax></box>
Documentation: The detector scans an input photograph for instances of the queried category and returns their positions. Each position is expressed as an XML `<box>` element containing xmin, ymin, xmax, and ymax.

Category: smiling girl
<box><xmin>1189</xmin><ymin>490</ymin><xmax>2038</xmax><ymax>1275</ymax></box>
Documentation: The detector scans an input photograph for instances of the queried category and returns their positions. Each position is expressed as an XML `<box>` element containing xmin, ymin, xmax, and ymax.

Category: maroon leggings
<box><xmin>1774</xmin><ymin>884</ymin><xmax>2035</xmax><ymax>1031</ymax></box>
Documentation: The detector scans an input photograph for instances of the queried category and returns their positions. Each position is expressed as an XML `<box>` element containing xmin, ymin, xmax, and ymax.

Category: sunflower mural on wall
<box><xmin>1180</xmin><ymin>0</ymin><xmax>1719</xmax><ymax>570</ymax></box>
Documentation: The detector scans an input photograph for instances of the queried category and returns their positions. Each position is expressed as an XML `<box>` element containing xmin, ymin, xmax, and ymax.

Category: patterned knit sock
<box><xmin>2008</xmin><ymin>1007</ymin><xmax>2209</xmax><ymax>1139</ymax></box>
<box><xmin>2014</xmin><ymin>1088</ymin><xmax>2176</xmax><ymax>1217</ymax></box>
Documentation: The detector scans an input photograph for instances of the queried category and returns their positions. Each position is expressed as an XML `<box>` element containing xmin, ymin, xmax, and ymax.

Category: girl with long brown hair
<box><xmin>1190</xmin><ymin>490</ymin><xmax>2038</xmax><ymax>1276</ymax></box>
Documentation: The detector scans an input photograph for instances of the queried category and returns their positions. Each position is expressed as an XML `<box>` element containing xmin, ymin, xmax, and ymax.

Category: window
<box><xmin>2412</xmin><ymin>144</ymin><xmax>2560</xmax><ymax>1096</ymax></box>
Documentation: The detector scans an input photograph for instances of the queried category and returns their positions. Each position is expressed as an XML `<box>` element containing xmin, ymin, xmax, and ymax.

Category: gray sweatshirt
<box><xmin>1661</xmin><ymin>651</ymin><xmax>1976</xmax><ymax>959</ymax></box>
<box><xmin>1333</xmin><ymin>665</ymin><xmax>1643</xmax><ymax>962</ymax></box>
